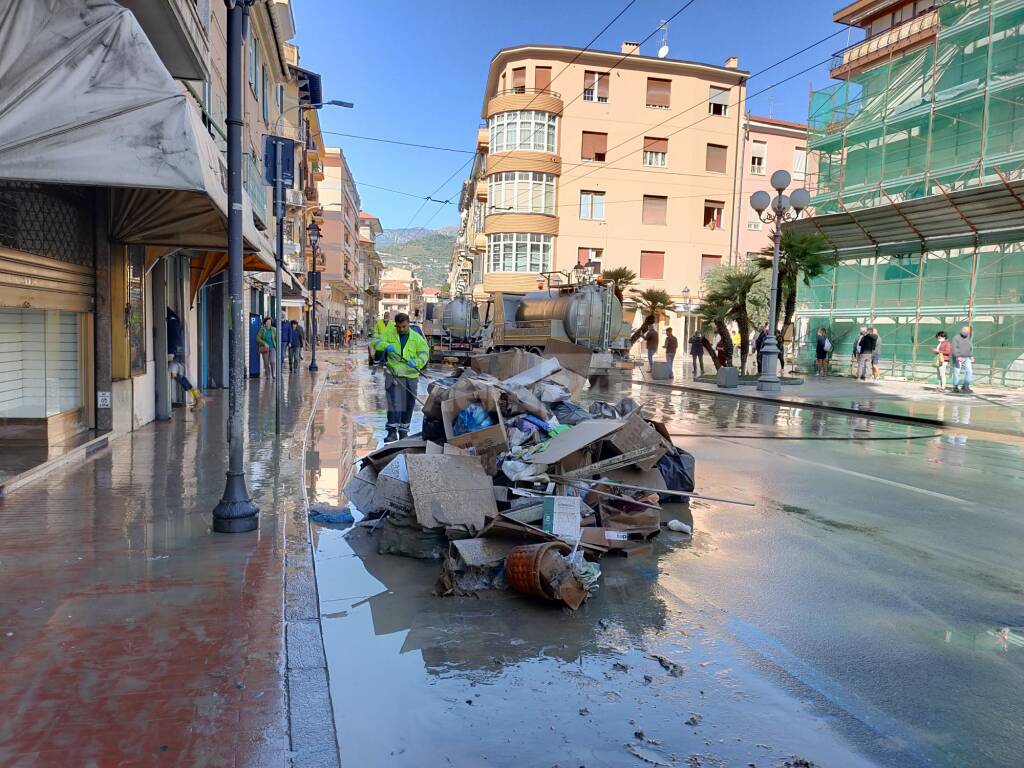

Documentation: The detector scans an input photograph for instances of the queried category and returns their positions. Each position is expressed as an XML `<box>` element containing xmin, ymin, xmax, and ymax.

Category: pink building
<box><xmin>733</xmin><ymin>116</ymin><xmax>810</xmax><ymax>264</ymax></box>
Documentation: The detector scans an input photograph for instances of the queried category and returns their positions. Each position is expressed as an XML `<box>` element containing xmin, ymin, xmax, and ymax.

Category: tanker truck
<box><xmin>483</xmin><ymin>284</ymin><xmax>629</xmax><ymax>376</ymax></box>
<box><xmin>428</xmin><ymin>296</ymin><xmax>483</xmax><ymax>362</ymax></box>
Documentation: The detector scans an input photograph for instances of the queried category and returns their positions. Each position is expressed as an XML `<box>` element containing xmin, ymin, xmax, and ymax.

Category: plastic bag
<box><xmin>552</xmin><ymin>400</ymin><xmax>592</xmax><ymax>425</ymax></box>
<box><xmin>453</xmin><ymin>403</ymin><xmax>495</xmax><ymax>435</ymax></box>
<box><xmin>589</xmin><ymin>400</ymin><xmax>618</xmax><ymax>419</ymax></box>
<box><xmin>655</xmin><ymin>449</ymin><xmax>696</xmax><ymax>501</ymax></box>
<box><xmin>615</xmin><ymin>397</ymin><xmax>641</xmax><ymax>416</ymax></box>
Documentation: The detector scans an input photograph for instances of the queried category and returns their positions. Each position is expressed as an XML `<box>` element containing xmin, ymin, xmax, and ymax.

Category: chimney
<box><xmin>621</xmin><ymin>41</ymin><xmax>641</xmax><ymax>55</ymax></box>
<box><xmin>724</xmin><ymin>56</ymin><xmax>739</xmax><ymax>69</ymax></box>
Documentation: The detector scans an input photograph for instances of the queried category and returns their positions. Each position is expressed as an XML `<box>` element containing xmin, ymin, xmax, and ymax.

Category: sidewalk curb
<box><xmin>636</xmin><ymin>378</ymin><xmax>1022</xmax><ymax>438</ymax></box>
<box><xmin>0</xmin><ymin>431</ymin><xmax>114</xmax><ymax>497</ymax></box>
<box><xmin>285</xmin><ymin>367</ymin><xmax>341</xmax><ymax>768</ymax></box>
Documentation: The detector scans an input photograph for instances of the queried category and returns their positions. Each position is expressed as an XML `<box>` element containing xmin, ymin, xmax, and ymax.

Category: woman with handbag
<box><xmin>256</xmin><ymin>316</ymin><xmax>277</xmax><ymax>380</ymax></box>
<box><xmin>932</xmin><ymin>331</ymin><xmax>951</xmax><ymax>391</ymax></box>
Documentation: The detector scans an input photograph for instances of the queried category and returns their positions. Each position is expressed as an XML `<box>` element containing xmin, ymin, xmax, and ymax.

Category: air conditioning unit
<box><xmin>286</xmin><ymin>188</ymin><xmax>305</xmax><ymax>207</ymax></box>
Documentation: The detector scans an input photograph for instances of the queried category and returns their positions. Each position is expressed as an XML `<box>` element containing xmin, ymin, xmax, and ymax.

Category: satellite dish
<box><xmin>657</xmin><ymin>44</ymin><xmax>670</xmax><ymax>59</ymax></box>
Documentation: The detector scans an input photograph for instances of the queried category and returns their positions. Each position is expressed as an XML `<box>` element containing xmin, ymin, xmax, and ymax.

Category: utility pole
<box><xmin>213</xmin><ymin>0</ymin><xmax>259</xmax><ymax>534</ymax></box>
<box><xmin>273</xmin><ymin>138</ymin><xmax>284</xmax><ymax>433</ymax></box>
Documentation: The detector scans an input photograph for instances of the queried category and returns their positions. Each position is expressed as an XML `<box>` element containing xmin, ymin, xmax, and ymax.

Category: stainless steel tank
<box><xmin>441</xmin><ymin>297</ymin><xmax>481</xmax><ymax>341</ymax></box>
<box><xmin>515</xmin><ymin>285</ymin><xmax>624</xmax><ymax>348</ymax></box>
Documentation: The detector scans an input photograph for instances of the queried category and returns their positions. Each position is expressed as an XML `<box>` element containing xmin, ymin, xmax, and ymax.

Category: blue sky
<box><xmin>293</xmin><ymin>0</ymin><xmax>848</xmax><ymax>232</ymax></box>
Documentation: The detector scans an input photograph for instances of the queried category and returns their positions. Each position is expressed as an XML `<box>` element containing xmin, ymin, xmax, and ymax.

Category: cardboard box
<box><xmin>441</xmin><ymin>388</ymin><xmax>508</xmax><ymax>453</ymax></box>
<box><xmin>607</xmin><ymin>411</ymin><xmax>667</xmax><ymax>471</ymax></box>
<box><xmin>541</xmin><ymin>496</ymin><xmax>582</xmax><ymax>542</ymax></box>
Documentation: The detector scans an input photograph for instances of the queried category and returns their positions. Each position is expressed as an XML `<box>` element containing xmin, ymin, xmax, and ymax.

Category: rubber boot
<box><xmin>384</xmin><ymin>428</ymin><xmax>399</xmax><ymax>443</ymax></box>
<box><xmin>398</xmin><ymin>428</ymin><xmax>409</xmax><ymax>441</ymax></box>
<box><xmin>190</xmin><ymin>389</ymin><xmax>205</xmax><ymax>409</ymax></box>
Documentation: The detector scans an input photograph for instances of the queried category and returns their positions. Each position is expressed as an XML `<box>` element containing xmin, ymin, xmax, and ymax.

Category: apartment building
<box><xmin>735</xmin><ymin>116</ymin><xmax>810</xmax><ymax>262</ymax></box>
<box><xmin>320</xmin><ymin>147</ymin><xmax>361</xmax><ymax>327</ymax></box>
<box><xmin>791</xmin><ymin>0</ymin><xmax>1024</xmax><ymax>385</ymax></box>
<box><xmin>455</xmin><ymin>43</ymin><xmax>748</xmax><ymax>324</ymax></box>
<box><xmin>381</xmin><ymin>267</ymin><xmax>424</xmax><ymax>321</ymax></box>
<box><xmin>358</xmin><ymin>212</ymin><xmax>385</xmax><ymax>330</ymax></box>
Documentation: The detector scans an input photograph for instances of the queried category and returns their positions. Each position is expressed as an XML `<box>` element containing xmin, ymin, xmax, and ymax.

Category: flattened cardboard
<box><xmin>405</xmin><ymin>453</ymin><xmax>496</xmax><ymax>532</ymax></box>
<box><xmin>607</xmin><ymin>411</ymin><xmax>667</xmax><ymax>471</ymax></box>
<box><xmin>441</xmin><ymin>388</ymin><xmax>508</xmax><ymax>453</ymax></box>
<box><xmin>372</xmin><ymin>454</ymin><xmax>413</xmax><ymax>516</ymax></box>
<box><xmin>362</xmin><ymin>439</ymin><xmax>428</xmax><ymax>471</ymax></box>
<box><xmin>343</xmin><ymin>464</ymin><xmax>378</xmax><ymax>515</ymax></box>
<box><xmin>542</xmin><ymin>496</ymin><xmax>582</xmax><ymax>542</ymax></box>
<box><xmin>451</xmin><ymin>537</ymin><xmax>518</xmax><ymax>568</ymax></box>
<box><xmin>526</xmin><ymin>419</ymin><xmax>626</xmax><ymax>465</ymax></box>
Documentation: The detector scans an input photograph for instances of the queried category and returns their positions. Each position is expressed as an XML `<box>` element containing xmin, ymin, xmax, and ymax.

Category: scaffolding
<box><xmin>796</xmin><ymin>0</ymin><xmax>1024</xmax><ymax>386</ymax></box>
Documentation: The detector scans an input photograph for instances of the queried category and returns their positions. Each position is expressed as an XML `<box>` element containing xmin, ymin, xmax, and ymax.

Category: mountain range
<box><xmin>376</xmin><ymin>226</ymin><xmax>457</xmax><ymax>291</ymax></box>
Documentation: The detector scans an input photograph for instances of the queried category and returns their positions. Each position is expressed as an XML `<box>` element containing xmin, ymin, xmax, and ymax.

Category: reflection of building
<box><xmin>734</xmin><ymin>116</ymin><xmax>810</xmax><ymax>263</ymax></box>
<box><xmin>381</xmin><ymin>267</ymin><xmax>424</xmax><ymax>321</ymax></box>
<box><xmin>452</xmin><ymin>42</ymin><xmax>748</xmax><ymax>312</ymax></box>
<box><xmin>0</xmin><ymin>1</ymin><xmax>321</xmax><ymax>456</ymax></box>
<box><xmin>793</xmin><ymin>0</ymin><xmax>1024</xmax><ymax>386</ymax></box>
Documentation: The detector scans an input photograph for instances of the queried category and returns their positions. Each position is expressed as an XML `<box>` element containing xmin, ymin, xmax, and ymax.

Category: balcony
<box><xmin>830</xmin><ymin>9</ymin><xmax>938</xmax><ymax>79</ymax></box>
<box><xmin>485</xmin><ymin>88</ymin><xmax>563</xmax><ymax>119</ymax></box>
<box><xmin>119</xmin><ymin>0</ymin><xmax>209</xmax><ymax>81</ymax></box>
<box><xmin>477</xmin><ymin>127</ymin><xmax>489</xmax><ymax>153</ymax></box>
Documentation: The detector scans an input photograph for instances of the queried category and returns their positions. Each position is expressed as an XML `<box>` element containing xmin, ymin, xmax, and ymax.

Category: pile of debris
<box><xmin>345</xmin><ymin>349</ymin><xmax>696</xmax><ymax>610</ymax></box>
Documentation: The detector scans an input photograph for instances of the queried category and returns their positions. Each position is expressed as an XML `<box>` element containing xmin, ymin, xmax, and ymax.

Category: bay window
<box><xmin>487</xmin><ymin>233</ymin><xmax>553</xmax><ymax>273</ymax></box>
<box><xmin>488</xmin><ymin>111</ymin><xmax>558</xmax><ymax>153</ymax></box>
<box><xmin>488</xmin><ymin>171</ymin><xmax>556</xmax><ymax>215</ymax></box>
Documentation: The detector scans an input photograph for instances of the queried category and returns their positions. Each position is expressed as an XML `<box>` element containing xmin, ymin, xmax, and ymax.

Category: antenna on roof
<box><xmin>657</xmin><ymin>20</ymin><xmax>669</xmax><ymax>59</ymax></box>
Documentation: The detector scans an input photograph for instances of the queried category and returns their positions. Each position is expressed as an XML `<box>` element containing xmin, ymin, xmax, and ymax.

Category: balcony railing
<box><xmin>831</xmin><ymin>9</ymin><xmax>939</xmax><ymax>75</ymax></box>
<box><xmin>491</xmin><ymin>87</ymin><xmax>562</xmax><ymax>99</ymax></box>
<box><xmin>244</xmin><ymin>152</ymin><xmax>268</xmax><ymax>229</ymax></box>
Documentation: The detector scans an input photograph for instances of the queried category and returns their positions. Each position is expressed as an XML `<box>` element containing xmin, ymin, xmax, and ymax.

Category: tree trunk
<box><xmin>714</xmin><ymin>320</ymin><xmax>733</xmax><ymax>367</ymax></box>
<box><xmin>701</xmin><ymin>336</ymin><xmax>719</xmax><ymax>370</ymax></box>
<box><xmin>780</xmin><ymin>286</ymin><xmax>798</xmax><ymax>357</ymax></box>
<box><xmin>736</xmin><ymin>311</ymin><xmax>751</xmax><ymax>374</ymax></box>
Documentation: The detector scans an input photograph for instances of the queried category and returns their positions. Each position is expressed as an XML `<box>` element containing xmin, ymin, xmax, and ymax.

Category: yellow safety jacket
<box><xmin>374</xmin><ymin>324</ymin><xmax>430</xmax><ymax>379</ymax></box>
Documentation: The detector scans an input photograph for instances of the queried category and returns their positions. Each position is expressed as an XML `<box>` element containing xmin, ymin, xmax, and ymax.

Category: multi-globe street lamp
<box><xmin>749</xmin><ymin>170</ymin><xmax>811</xmax><ymax>393</ymax></box>
<box><xmin>306</xmin><ymin>220</ymin><xmax>322</xmax><ymax>371</ymax></box>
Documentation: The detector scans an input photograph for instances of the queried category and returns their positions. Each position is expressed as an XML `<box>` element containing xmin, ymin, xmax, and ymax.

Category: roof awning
<box><xmin>0</xmin><ymin>0</ymin><xmax>274</xmax><ymax>265</ymax></box>
<box><xmin>786</xmin><ymin>177</ymin><xmax>1024</xmax><ymax>258</ymax></box>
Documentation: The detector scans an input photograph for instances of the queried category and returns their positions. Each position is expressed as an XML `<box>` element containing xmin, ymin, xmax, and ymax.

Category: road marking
<box><xmin>715</xmin><ymin>437</ymin><xmax>977</xmax><ymax>506</ymax></box>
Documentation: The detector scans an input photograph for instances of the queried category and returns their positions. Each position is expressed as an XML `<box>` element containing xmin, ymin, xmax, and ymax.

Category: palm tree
<box><xmin>601</xmin><ymin>267</ymin><xmax>637</xmax><ymax>304</ymax></box>
<box><xmin>698</xmin><ymin>294</ymin><xmax>733</xmax><ymax>369</ymax></box>
<box><xmin>703</xmin><ymin>266</ymin><xmax>763</xmax><ymax>372</ymax></box>
<box><xmin>633</xmin><ymin>288</ymin><xmax>674</xmax><ymax>321</ymax></box>
<box><xmin>756</xmin><ymin>230</ymin><xmax>835</xmax><ymax>342</ymax></box>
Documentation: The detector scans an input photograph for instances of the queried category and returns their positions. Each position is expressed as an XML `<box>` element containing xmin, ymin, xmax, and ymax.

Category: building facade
<box><xmin>793</xmin><ymin>0</ymin><xmax>1024</xmax><ymax>386</ymax></box>
<box><xmin>320</xmin><ymin>147</ymin><xmax>361</xmax><ymax>328</ymax></box>
<box><xmin>0</xmin><ymin>0</ymin><xmax>322</xmax><ymax>465</ymax></box>
<box><xmin>452</xmin><ymin>42</ymin><xmax>748</xmax><ymax>340</ymax></box>
<box><xmin>357</xmin><ymin>212</ymin><xmax>385</xmax><ymax>332</ymax></box>
<box><xmin>380</xmin><ymin>267</ymin><xmax>424</xmax><ymax>321</ymax></box>
<box><xmin>734</xmin><ymin>116</ymin><xmax>810</xmax><ymax>262</ymax></box>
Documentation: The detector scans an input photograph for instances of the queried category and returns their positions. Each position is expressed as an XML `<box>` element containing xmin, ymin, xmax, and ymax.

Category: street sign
<box><xmin>262</xmin><ymin>134</ymin><xmax>295</xmax><ymax>188</ymax></box>
<box><xmin>307</xmin><ymin>271</ymin><xmax>322</xmax><ymax>290</ymax></box>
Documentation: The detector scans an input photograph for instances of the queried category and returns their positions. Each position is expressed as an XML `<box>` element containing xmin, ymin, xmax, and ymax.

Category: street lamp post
<box><xmin>213</xmin><ymin>0</ymin><xmax>259</xmax><ymax>533</ymax></box>
<box><xmin>307</xmin><ymin>221</ymin><xmax>321</xmax><ymax>371</ymax></box>
<box><xmin>750</xmin><ymin>170</ymin><xmax>811</xmax><ymax>393</ymax></box>
<box><xmin>681</xmin><ymin>285</ymin><xmax>691</xmax><ymax>340</ymax></box>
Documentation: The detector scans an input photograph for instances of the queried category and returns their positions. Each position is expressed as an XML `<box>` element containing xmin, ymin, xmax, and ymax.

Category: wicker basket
<box><xmin>505</xmin><ymin>541</ymin><xmax>571</xmax><ymax>601</ymax></box>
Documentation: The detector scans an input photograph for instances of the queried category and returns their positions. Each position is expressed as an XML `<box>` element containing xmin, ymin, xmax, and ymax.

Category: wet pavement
<box><xmin>0</xmin><ymin>367</ymin><xmax>325</xmax><ymax>767</ymax></box>
<box><xmin>306</xmin><ymin>355</ymin><xmax>1024</xmax><ymax>768</ymax></box>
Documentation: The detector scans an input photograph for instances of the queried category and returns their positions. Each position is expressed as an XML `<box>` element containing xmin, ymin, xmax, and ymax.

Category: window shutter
<box><xmin>793</xmin><ymin>147</ymin><xmax>807</xmax><ymax>179</ymax></box>
<box><xmin>709</xmin><ymin>86</ymin><xmax>729</xmax><ymax>109</ymax></box>
<box><xmin>535</xmin><ymin>66</ymin><xmax>551</xmax><ymax>93</ymax></box>
<box><xmin>643</xmin><ymin>137</ymin><xmax>668</xmax><ymax>153</ymax></box>
<box><xmin>639</xmin><ymin>251</ymin><xmax>664</xmax><ymax>279</ymax></box>
<box><xmin>642</xmin><ymin>195</ymin><xmax>667</xmax><ymax>225</ymax></box>
<box><xmin>646</xmin><ymin>78</ymin><xmax>671</xmax><ymax>107</ymax></box>
<box><xmin>751</xmin><ymin>140</ymin><xmax>767</xmax><ymax>160</ymax></box>
<box><xmin>706</xmin><ymin>143</ymin><xmax>728</xmax><ymax>173</ymax></box>
<box><xmin>597</xmin><ymin>72</ymin><xmax>609</xmax><ymax>99</ymax></box>
<box><xmin>512</xmin><ymin>67</ymin><xmax>526</xmax><ymax>89</ymax></box>
<box><xmin>582</xmin><ymin>132</ymin><xmax>607</xmax><ymax>160</ymax></box>
<box><xmin>701</xmin><ymin>254</ymin><xmax>722</xmax><ymax>277</ymax></box>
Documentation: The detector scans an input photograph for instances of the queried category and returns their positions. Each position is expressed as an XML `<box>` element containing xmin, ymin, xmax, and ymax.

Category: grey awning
<box><xmin>787</xmin><ymin>177</ymin><xmax>1024</xmax><ymax>257</ymax></box>
<box><xmin>0</xmin><ymin>0</ymin><xmax>273</xmax><ymax>266</ymax></box>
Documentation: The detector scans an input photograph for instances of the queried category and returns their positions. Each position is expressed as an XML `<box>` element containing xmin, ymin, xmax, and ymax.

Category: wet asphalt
<box><xmin>307</xmin><ymin>352</ymin><xmax>1024</xmax><ymax>768</ymax></box>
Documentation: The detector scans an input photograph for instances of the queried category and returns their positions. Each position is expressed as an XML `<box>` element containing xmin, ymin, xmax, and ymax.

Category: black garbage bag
<box><xmin>552</xmin><ymin>400</ymin><xmax>592</xmax><ymax>425</ymax></box>
<box><xmin>656</xmin><ymin>448</ymin><xmax>696</xmax><ymax>502</ymax></box>
<box><xmin>588</xmin><ymin>400</ymin><xmax>618</xmax><ymax>419</ymax></box>
<box><xmin>421</xmin><ymin>415</ymin><xmax>446</xmax><ymax>443</ymax></box>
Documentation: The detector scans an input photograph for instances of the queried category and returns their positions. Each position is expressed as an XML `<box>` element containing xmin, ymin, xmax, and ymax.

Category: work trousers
<box><xmin>856</xmin><ymin>352</ymin><xmax>873</xmax><ymax>379</ymax></box>
<box><xmin>952</xmin><ymin>357</ymin><xmax>973</xmax><ymax>387</ymax></box>
<box><xmin>385</xmin><ymin>372</ymin><xmax>419</xmax><ymax>432</ymax></box>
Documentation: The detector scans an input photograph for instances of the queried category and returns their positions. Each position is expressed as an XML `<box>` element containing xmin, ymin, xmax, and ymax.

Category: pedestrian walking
<box><xmin>856</xmin><ymin>326</ymin><xmax>877</xmax><ymax>381</ymax></box>
<box><xmin>870</xmin><ymin>326</ymin><xmax>882</xmax><ymax>379</ymax></box>
<box><xmin>815</xmin><ymin>327</ymin><xmax>832</xmax><ymax>377</ymax></box>
<box><xmin>344</xmin><ymin>326</ymin><xmax>353</xmax><ymax>347</ymax></box>
<box><xmin>950</xmin><ymin>325</ymin><xmax>974</xmax><ymax>394</ymax></box>
<box><xmin>754</xmin><ymin>324</ymin><xmax>767</xmax><ymax>374</ymax></box>
<box><xmin>689</xmin><ymin>331</ymin><xmax>705</xmax><ymax>378</ymax></box>
<box><xmin>257</xmin><ymin>316</ymin><xmax>277</xmax><ymax>380</ymax></box>
<box><xmin>644</xmin><ymin>322</ymin><xmax>659</xmax><ymax>370</ymax></box>
<box><xmin>287</xmin><ymin>319</ymin><xmax>304</xmax><ymax>372</ymax></box>
<box><xmin>165</xmin><ymin>308</ymin><xmax>203</xmax><ymax>408</ymax></box>
<box><xmin>372</xmin><ymin>312</ymin><xmax>391</xmax><ymax>367</ymax></box>
<box><xmin>663</xmin><ymin>328</ymin><xmax>678</xmax><ymax>378</ymax></box>
<box><xmin>932</xmin><ymin>331</ymin><xmax>951</xmax><ymax>391</ymax></box>
<box><xmin>715</xmin><ymin>335</ymin><xmax>727</xmax><ymax>368</ymax></box>
<box><xmin>375</xmin><ymin>312</ymin><xmax>430</xmax><ymax>442</ymax></box>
